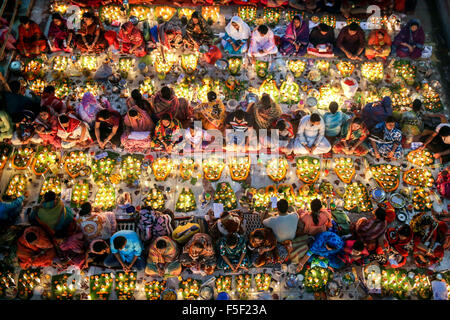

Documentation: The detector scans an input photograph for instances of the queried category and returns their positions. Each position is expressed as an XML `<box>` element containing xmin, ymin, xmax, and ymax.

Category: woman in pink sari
<box><xmin>117</xmin><ymin>21</ymin><xmax>146</xmax><ymax>57</ymax></box>
<box><xmin>121</xmin><ymin>101</ymin><xmax>154</xmax><ymax>154</ymax></box>
<box><xmin>48</xmin><ymin>13</ymin><xmax>72</xmax><ymax>52</ymax></box>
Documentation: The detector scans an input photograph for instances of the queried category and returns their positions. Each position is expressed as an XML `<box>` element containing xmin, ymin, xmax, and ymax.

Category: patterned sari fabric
<box><xmin>151</xmin><ymin>117</ymin><xmax>182</xmax><ymax>151</ymax></box>
<box><xmin>118</xmin><ymin>22</ymin><xmax>146</xmax><ymax>57</ymax></box>
<box><xmin>17</xmin><ymin>226</ymin><xmax>56</xmax><ymax>269</ymax></box>
<box><xmin>306</xmin><ymin>231</ymin><xmax>345</xmax><ymax>269</ymax></box>
<box><xmin>333</xmin><ymin>121</ymin><xmax>369</xmax><ymax>156</ymax></box>
<box><xmin>16</xmin><ymin>21</ymin><xmax>47</xmax><ymax>55</ymax></box>
<box><xmin>217</xmin><ymin>234</ymin><xmax>249</xmax><ymax>270</ymax></box>
<box><xmin>180</xmin><ymin>233</ymin><xmax>216</xmax><ymax>273</ymax></box>
<box><xmin>369</xmin><ymin>122</ymin><xmax>403</xmax><ymax>159</ymax></box>
<box><xmin>393</xmin><ymin>19</ymin><xmax>425</xmax><ymax>59</ymax></box>
<box><xmin>145</xmin><ymin>236</ymin><xmax>181</xmax><ymax>277</ymax></box>
<box><xmin>279</xmin><ymin>16</ymin><xmax>309</xmax><ymax>56</ymax></box>
<box><xmin>121</xmin><ymin>106</ymin><xmax>154</xmax><ymax>153</ymax></box>
<box><xmin>195</xmin><ymin>101</ymin><xmax>227</xmax><ymax>131</ymax></box>
<box><xmin>248</xmin><ymin>228</ymin><xmax>288</xmax><ymax>267</ymax></box>
<box><xmin>75</xmin><ymin>17</ymin><xmax>108</xmax><ymax>53</ymax></box>
<box><xmin>186</xmin><ymin>14</ymin><xmax>213</xmax><ymax>48</ymax></box>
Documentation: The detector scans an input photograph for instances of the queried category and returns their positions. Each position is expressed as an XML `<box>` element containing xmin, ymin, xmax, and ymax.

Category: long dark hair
<box><xmin>310</xmin><ymin>199</ymin><xmax>322</xmax><ymax>225</ymax></box>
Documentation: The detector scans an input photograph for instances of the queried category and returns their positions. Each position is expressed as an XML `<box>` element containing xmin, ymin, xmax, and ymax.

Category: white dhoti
<box><xmin>292</xmin><ymin>136</ymin><xmax>331</xmax><ymax>155</ymax></box>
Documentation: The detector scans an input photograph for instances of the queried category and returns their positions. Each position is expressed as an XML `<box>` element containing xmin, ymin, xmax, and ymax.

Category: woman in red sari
<box><xmin>384</xmin><ymin>224</ymin><xmax>413</xmax><ymax>268</ymax></box>
<box><xmin>74</xmin><ymin>12</ymin><xmax>109</xmax><ymax>54</ymax></box>
<box><xmin>17</xmin><ymin>226</ymin><xmax>56</xmax><ymax>269</ymax></box>
<box><xmin>16</xmin><ymin>16</ymin><xmax>48</xmax><ymax>57</ymax></box>
<box><xmin>117</xmin><ymin>21</ymin><xmax>146</xmax><ymax>57</ymax></box>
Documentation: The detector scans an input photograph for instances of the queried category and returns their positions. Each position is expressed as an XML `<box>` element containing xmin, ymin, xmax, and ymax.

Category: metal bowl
<box><xmin>370</xmin><ymin>187</ymin><xmax>386</xmax><ymax>203</ymax></box>
<box><xmin>10</xmin><ymin>61</ymin><xmax>23</xmax><ymax>72</ymax></box>
<box><xmin>397</xmin><ymin>212</ymin><xmax>407</xmax><ymax>222</ymax></box>
<box><xmin>200</xmin><ymin>286</ymin><xmax>214</xmax><ymax>300</ymax></box>
<box><xmin>215</xmin><ymin>59</ymin><xmax>228</xmax><ymax>70</ymax></box>
<box><xmin>390</xmin><ymin>193</ymin><xmax>406</xmax><ymax>209</ymax></box>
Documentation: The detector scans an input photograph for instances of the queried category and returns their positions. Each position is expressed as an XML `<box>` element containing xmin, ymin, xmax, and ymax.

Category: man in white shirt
<box><xmin>263</xmin><ymin>199</ymin><xmax>299</xmax><ymax>243</ymax></box>
<box><xmin>291</xmin><ymin>113</ymin><xmax>331</xmax><ymax>155</ymax></box>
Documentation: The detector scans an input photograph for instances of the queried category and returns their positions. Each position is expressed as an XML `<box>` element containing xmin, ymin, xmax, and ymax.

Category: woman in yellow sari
<box><xmin>194</xmin><ymin>91</ymin><xmax>226</xmax><ymax>132</ymax></box>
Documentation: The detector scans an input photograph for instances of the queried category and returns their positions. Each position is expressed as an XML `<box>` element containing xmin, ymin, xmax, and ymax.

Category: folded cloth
<box><xmin>128</xmin><ymin>131</ymin><xmax>151</xmax><ymax>140</ymax></box>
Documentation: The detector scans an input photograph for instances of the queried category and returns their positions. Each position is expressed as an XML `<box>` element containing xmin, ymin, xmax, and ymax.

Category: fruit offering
<box><xmin>320</xmin><ymin>15</ymin><xmax>336</xmax><ymax>28</ymax></box>
<box><xmin>334</xmin><ymin>157</ymin><xmax>355</xmax><ymax>184</ymax></box>
<box><xmin>228</xmin><ymin>156</ymin><xmax>251</xmax><ymax>181</ymax></box>
<box><xmin>0</xmin><ymin>271</ymin><xmax>16</xmax><ymax>298</ymax></box>
<box><xmin>181</xmin><ymin>53</ymin><xmax>199</xmax><ymax>74</ymax></box>
<box><xmin>296</xmin><ymin>157</ymin><xmax>321</xmax><ymax>184</ymax></box>
<box><xmin>145</xmin><ymin>280</ymin><xmax>167</xmax><ymax>300</ymax></box>
<box><xmin>254</xmin><ymin>273</ymin><xmax>271</xmax><ymax>291</ymax></box>
<box><xmin>179</xmin><ymin>278</ymin><xmax>201</xmax><ymax>300</ymax></box>
<box><xmin>336</xmin><ymin>61</ymin><xmax>355</xmax><ymax>77</ymax></box>
<box><xmin>406</xmin><ymin>149</ymin><xmax>433</xmax><ymax>167</ymax></box>
<box><xmin>235</xmin><ymin>274</ymin><xmax>252</xmax><ymax>296</ymax></box>
<box><xmin>52</xmin><ymin>56</ymin><xmax>70</xmax><ymax>72</ymax></box>
<box><xmin>280</xmin><ymin>79</ymin><xmax>300</xmax><ymax>104</ymax></box>
<box><xmin>79</xmin><ymin>55</ymin><xmax>97</xmax><ymax>71</ymax></box>
<box><xmin>228</xmin><ymin>57</ymin><xmax>242</xmax><ymax>75</ymax></box>
<box><xmin>143</xmin><ymin>188</ymin><xmax>166</xmax><ymax>210</ymax></box>
<box><xmin>40</xmin><ymin>176</ymin><xmax>62</xmax><ymax>199</ymax></box>
<box><xmin>421</xmin><ymin>83</ymin><xmax>443</xmax><ymax>112</ymax></box>
<box><xmin>92</xmin><ymin>155</ymin><xmax>117</xmax><ymax>183</ymax></box>
<box><xmin>266</xmin><ymin>157</ymin><xmax>289</xmax><ymax>182</ymax></box>
<box><xmin>259</xmin><ymin>78</ymin><xmax>280</xmax><ymax>102</ymax></box>
<box><xmin>391</xmin><ymin>86</ymin><xmax>412</xmax><ymax>110</ymax></box>
<box><xmin>152</xmin><ymin>157</ymin><xmax>174</xmax><ymax>181</ymax></box>
<box><xmin>403</xmin><ymin>168</ymin><xmax>434</xmax><ymax>188</ymax></box>
<box><xmin>120</xmin><ymin>155</ymin><xmax>142</xmax><ymax>185</ymax></box>
<box><xmin>0</xmin><ymin>144</ymin><xmax>12</xmax><ymax>169</ymax></box>
<box><xmin>202</xmin><ymin>158</ymin><xmax>225</xmax><ymax>181</ymax></box>
<box><xmin>303</xmin><ymin>267</ymin><xmax>333</xmax><ymax>292</ymax></box>
<box><xmin>250</xmin><ymin>188</ymin><xmax>270</xmax><ymax>212</ymax></box>
<box><xmin>154</xmin><ymin>6</ymin><xmax>177</xmax><ymax>21</ymax></box>
<box><xmin>263</xmin><ymin>7</ymin><xmax>281</xmax><ymax>25</ymax></box>
<box><xmin>175</xmin><ymin>188</ymin><xmax>197</xmax><ymax>212</ymax></box>
<box><xmin>412</xmin><ymin>188</ymin><xmax>432</xmax><ymax>211</ymax></box>
<box><xmin>214</xmin><ymin>182</ymin><xmax>237</xmax><ymax>210</ymax></box>
<box><xmin>129</xmin><ymin>5</ymin><xmax>153</xmax><ymax>21</ymax></box>
<box><xmin>51</xmin><ymin>274</ymin><xmax>77</xmax><ymax>300</ymax></box>
<box><xmin>71</xmin><ymin>180</ymin><xmax>89</xmax><ymax>207</ymax></box>
<box><xmin>370</xmin><ymin>164</ymin><xmax>401</xmax><ymax>192</ymax></box>
<box><xmin>94</xmin><ymin>184</ymin><xmax>115</xmax><ymax>210</ymax></box>
<box><xmin>315</xmin><ymin>60</ymin><xmax>330</xmax><ymax>75</ymax></box>
<box><xmin>89</xmin><ymin>273</ymin><xmax>113</xmax><ymax>300</ymax></box>
<box><xmin>17</xmin><ymin>269</ymin><xmax>40</xmax><ymax>300</ymax></box>
<box><xmin>201</xmin><ymin>6</ymin><xmax>220</xmax><ymax>24</ymax></box>
<box><xmin>411</xmin><ymin>272</ymin><xmax>432</xmax><ymax>300</ymax></box>
<box><xmin>287</xmin><ymin>59</ymin><xmax>306</xmax><ymax>78</ymax></box>
<box><xmin>238</xmin><ymin>6</ymin><xmax>257</xmax><ymax>24</ymax></box>
<box><xmin>319</xmin><ymin>181</ymin><xmax>334</xmax><ymax>199</ymax></box>
<box><xmin>139</xmin><ymin>78</ymin><xmax>154</xmax><ymax>97</ymax></box>
<box><xmin>361</xmin><ymin>61</ymin><xmax>384</xmax><ymax>83</ymax></box>
<box><xmin>64</xmin><ymin>151</ymin><xmax>89</xmax><ymax>178</ymax></box>
<box><xmin>381</xmin><ymin>269</ymin><xmax>410</xmax><ymax>299</ymax></box>
<box><xmin>296</xmin><ymin>184</ymin><xmax>321</xmax><ymax>209</ymax></box>
<box><xmin>118</xmin><ymin>57</ymin><xmax>133</xmax><ymax>73</ymax></box>
<box><xmin>179</xmin><ymin>158</ymin><xmax>195</xmax><ymax>180</ymax></box>
<box><xmin>31</xmin><ymin>147</ymin><xmax>59</xmax><ymax>175</ymax></box>
<box><xmin>12</xmin><ymin>147</ymin><xmax>34</xmax><ymax>169</ymax></box>
<box><xmin>24</xmin><ymin>59</ymin><xmax>43</xmax><ymax>79</ymax></box>
<box><xmin>178</xmin><ymin>8</ymin><xmax>195</xmax><ymax>20</ymax></box>
<box><xmin>255</xmin><ymin>60</ymin><xmax>269</xmax><ymax>79</ymax></box>
<box><xmin>343</xmin><ymin>182</ymin><xmax>373</xmax><ymax>212</ymax></box>
<box><xmin>276</xmin><ymin>184</ymin><xmax>297</xmax><ymax>207</ymax></box>
<box><xmin>4</xmin><ymin>174</ymin><xmax>27</xmax><ymax>200</ymax></box>
<box><xmin>53</xmin><ymin>79</ymin><xmax>71</xmax><ymax>98</ymax></box>
<box><xmin>100</xmin><ymin>4</ymin><xmax>123</xmax><ymax>22</ymax></box>
<box><xmin>393</xmin><ymin>59</ymin><xmax>417</xmax><ymax>85</ymax></box>
<box><xmin>215</xmin><ymin>276</ymin><xmax>232</xmax><ymax>292</ymax></box>
<box><xmin>115</xmin><ymin>271</ymin><xmax>136</xmax><ymax>300</ymax></box>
